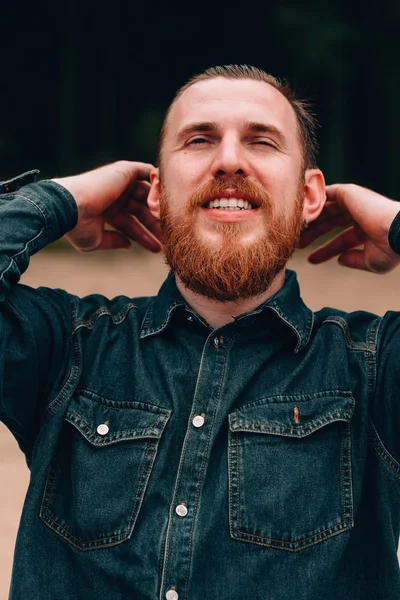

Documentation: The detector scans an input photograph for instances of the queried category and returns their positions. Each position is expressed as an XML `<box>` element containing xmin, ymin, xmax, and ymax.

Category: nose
<box><xmin>211</xmin><ymin>136</ymin><xmax>249</xmax><ymax>180</ymax></box>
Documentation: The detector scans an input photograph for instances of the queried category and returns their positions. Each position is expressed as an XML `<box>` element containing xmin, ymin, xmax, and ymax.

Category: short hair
<box><xmin>157</xmin><ymin>64</ymin><xmax>319</xmax><ymax>171</ymax></box>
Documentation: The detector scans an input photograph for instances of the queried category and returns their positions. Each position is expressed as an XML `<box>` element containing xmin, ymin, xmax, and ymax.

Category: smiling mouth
<box><xmin>203</xmin><ymin>198</ymin><xmax>256</xmax><ymax>210</ymax></box>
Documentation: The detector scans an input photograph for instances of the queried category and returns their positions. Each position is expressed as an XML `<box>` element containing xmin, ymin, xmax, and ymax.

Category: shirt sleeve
<box><xmin>360</xmin><ymin>211</ymin><xmax>400</xmax><ymax>476</ymax></box>
<box><xmin>0</xmin><ymin>172</ymin><xmax>79</xmax><ymax>460</ymax></box>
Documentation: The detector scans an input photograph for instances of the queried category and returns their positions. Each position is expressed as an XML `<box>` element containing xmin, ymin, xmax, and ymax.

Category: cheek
<box><xmin>168</xmin><ymin>153</ymin><xmax>210</xmax><ymax>187</ymax></box>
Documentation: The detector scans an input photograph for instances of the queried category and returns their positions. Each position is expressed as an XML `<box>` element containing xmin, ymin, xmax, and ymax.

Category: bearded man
<box><xmin>2</xmin><ymin>65</ymin><xmax>400</xmax><ymax>600</ymax></box>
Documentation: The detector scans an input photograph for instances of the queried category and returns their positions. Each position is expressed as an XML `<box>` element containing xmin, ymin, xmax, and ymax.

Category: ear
<box><xmin>303</xmin><ymin>169</ymin><xmax>326</xmax><ymax>223</ymax></box>
<box><xmin>147</xmin><ymin>168</ymin><xmax>161</xmax><ymax>219</ymax></box>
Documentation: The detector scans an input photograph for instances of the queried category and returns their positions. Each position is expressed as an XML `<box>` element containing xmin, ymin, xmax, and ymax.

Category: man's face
<box><xmin>157</xmin><ymin>77</ymin><xmax>307</xmax><ymax>302</ymax></box>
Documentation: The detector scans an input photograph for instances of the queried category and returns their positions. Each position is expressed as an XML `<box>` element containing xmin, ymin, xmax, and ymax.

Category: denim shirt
<box><xmin>2</xmin><ymin>171</ymin><xmax>400</xmax><ymax>600</ymax></box>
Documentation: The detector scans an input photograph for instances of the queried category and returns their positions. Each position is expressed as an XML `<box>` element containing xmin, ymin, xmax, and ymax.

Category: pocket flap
<box><xmin>229</xmin><ymin>393</ymin><xmax>355</xmax><ymax>438</ymax></box>
<box><xmin>65</xmin><ymin>392</ymin><xmax>171</xmax><ymax>446</ymax></box>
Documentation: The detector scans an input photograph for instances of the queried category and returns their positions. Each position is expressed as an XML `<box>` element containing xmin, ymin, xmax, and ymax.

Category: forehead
<box><xmin>167</xmin><ymin>77</ymin><xmax>298</xmax><ymax>139</ymax></box>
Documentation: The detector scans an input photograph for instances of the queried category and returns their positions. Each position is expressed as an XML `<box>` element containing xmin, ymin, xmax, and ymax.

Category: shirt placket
<box><xmin>160</xmin><ymin>332</ymin><xmax>230</xmax><ymax>600</ymax></box>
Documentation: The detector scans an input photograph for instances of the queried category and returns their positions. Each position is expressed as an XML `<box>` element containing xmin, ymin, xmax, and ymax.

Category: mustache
<box><xmin>186</xmin><ymin>177</ymin><xmax>272</xmax><ymax>212</ymax></box>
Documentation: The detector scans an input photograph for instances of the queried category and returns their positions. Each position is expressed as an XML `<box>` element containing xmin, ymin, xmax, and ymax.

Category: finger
<box><xmin>104</xmin><ymin>181</ymin><xmax>151</xmax><ymax>219</ymax></box>
<box><xmin>129</xmin><ymin>180</ymin><xmax>151</xmax><ymax>204</ymax></box>
<box><xmin>310</xmin><ymin>199</ymin><xmax>353</xmax><ymax>225</ymax></box>
<box><xmin>307</xmin><ymin>226</ymin><xmax>363</xmax><ymax>264</ymax></box>
<box><xmin>126</xmin><ymin>198</ymin><xmax>162</xmax><ymax>239</ymax></box>
<box><xmin>299</xmin><ymin>215</ymin><xmax>354</xmax><ymax>249</ymax></box>
<box><xmin>108</xmin><ymin>213</ymin><xmax>162</xmax><ymax>253</ymax></box>
<box><xmin>123</xmin><ymin>161</ymin><xmax>154</xmax><ymax>182</ymax></box>
<box><xmin>93</xmin><ymin>230</ymin><xmax>131</xmax><ymax>251</ymax></box>
<box><xmin>325</xmin><ymin>184</ymin><xmax>349</xmax><ymax>203</ymax></box>
<box><xmin>337</xmin><ymin>249</ymin><xmax>368</xmax><ymax>271</ymax></box>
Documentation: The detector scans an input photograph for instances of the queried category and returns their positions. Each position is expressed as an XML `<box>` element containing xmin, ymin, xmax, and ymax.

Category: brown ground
<box><xmin>2</xmin><ymin>247</ymin><xmax>400</xmax><ymax>596</ymax></box>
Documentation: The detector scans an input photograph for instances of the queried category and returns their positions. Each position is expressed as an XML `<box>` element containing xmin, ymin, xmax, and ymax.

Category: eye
<box><xmin>188</xmin><ymin>137</ymin><xmax>209</xmax><ymax>145</ymax></box>
<box><xmin>254</xmin><ymin>140</ymin><xmax>275</xmax><ymax>147</ymax></box>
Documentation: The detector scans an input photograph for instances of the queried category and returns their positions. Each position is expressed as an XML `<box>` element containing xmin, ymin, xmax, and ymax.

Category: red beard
<box><xmin>160</xmin><ymin>177</ymin><xmax>304</xmax><ymax>302</ymax></box>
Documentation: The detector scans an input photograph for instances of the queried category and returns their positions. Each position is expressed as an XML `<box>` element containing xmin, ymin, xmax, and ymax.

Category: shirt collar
<box><xmin>140</xmin><ymin>269</ymin><xmax>314</xmax><ymax>353</ymax></box>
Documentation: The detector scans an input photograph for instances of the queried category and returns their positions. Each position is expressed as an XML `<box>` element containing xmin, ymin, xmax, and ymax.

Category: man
<box><xmin>2</xmin><ymin>64</ymin><xmax>400</xmax><ymax>600</ymax></box>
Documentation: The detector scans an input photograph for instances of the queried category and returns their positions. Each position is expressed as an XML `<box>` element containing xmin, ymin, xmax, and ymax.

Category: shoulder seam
<box><xmin>72</xmin><ymin>302</ymin><xmax>139</xmax><ymax>334</ymax></box>
<box><xmin>368</xmin><ymin>416</ymin><xmax>400</xmax><ymax>480</ymax></box>
<box><xmin>322</xmin><ymin>316</ymin><xmax>377</xmax><ymax>352</ymax></box>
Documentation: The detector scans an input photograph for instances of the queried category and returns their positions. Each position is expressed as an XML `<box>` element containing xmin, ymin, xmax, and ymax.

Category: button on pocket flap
<box><xmin>65</xmin><ymin>393</ymin><xmax>171</xmax><ymax>446</ymax></box>
<box><xmin>229</xmin><ymin>393</ymin><xmax>355</xmax><ymax>438</ymax></box>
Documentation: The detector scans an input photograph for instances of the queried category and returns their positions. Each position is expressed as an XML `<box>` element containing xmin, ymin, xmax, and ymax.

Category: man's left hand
<box><xmin>299</xmin><ymin>183</ymin><xmax>400</xmax><ymax>273</ymax></box>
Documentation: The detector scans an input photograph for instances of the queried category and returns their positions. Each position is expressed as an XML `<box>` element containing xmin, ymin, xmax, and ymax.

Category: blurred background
<box><xmin>2</xmin><ymin>1</ymin><xmax>400</xmax><ymax>596</ymax></box>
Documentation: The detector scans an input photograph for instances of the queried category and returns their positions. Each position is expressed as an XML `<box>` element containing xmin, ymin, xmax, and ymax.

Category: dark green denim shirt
<box><xmin>2</xmin><ymin>171</ymin><xmax>400</xmax><ymax>600</ymax></box>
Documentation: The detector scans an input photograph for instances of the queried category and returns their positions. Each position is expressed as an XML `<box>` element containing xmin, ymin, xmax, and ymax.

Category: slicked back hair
<box><xmin>157</xmin><ymin>64</ymin><xmax>319</xmax><ymax>173</ymax></box>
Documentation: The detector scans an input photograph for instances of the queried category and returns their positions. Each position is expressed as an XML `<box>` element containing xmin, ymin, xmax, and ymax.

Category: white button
<box><xmin>213</xmin><ymin>336</ymin><xmax>220</xmax><ymax>348</ymax></box>
<box><xmin>97</xmin><ymin>423</ymin><xmax>109</xmax><ymax>436</ymax></box>
<box><xmin>175</xmin><ymin>504</ymin><xmax>188</xmax><ymax>517</ymax></box>
<box><xmin>192</xmin><ymin>415</ymin><xmax>205</xmax><ymax>428</ymax></box>
<box><xmin>166</xmin><ymin>590</ymin><xmax>179</xmax><ymax>600</ymax></box>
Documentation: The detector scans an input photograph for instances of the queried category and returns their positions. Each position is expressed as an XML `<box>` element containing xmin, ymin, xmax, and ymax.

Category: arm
<box><xmin>0</xmin><ymin>161</ymin><xmax>161</xmax><ymax>460</ymax></box>
<box><xmin>299</xmin><ymin>183</ymin><xmax>400</xmax><ymax>273</ymax></box>
<box><xmin>300</xmin><ymin>182</ymin><xmax>400</xmax><ymax>471</ymax></box>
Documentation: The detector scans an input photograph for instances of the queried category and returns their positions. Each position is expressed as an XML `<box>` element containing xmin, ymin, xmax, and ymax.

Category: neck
<box><xmin>175</xmin><ymin>270</ymin><xmax>286</xmax><ymax>330</ymax></box>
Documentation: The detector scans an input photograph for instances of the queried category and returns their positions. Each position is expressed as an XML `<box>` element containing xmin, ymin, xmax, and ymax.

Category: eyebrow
<box><xmin>175</xmin><ymin>122</ymin><xmax>218</xmax><ymax>145</ymax></box>
<box><xmin>244</xmin><ymin>121</ymin><xmax>287</xmax><ymax>146</ymax></box>
<box><xmin>175</xmin><ymin>120</ymin><xmax>287</xmax><ymax>147</ymax></box>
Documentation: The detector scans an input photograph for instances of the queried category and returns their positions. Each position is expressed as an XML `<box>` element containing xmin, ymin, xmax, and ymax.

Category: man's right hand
<box><xmin>53</xmin><ymin>161</ymin><xmax>162</xmax><ymax>253</ymax></box>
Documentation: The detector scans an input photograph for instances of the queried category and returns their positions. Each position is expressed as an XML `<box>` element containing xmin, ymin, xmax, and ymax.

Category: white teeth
<box><xmin>206</xmin><ymin>198</ymin><xmax>253</xmax><ymax>209</ymax></box>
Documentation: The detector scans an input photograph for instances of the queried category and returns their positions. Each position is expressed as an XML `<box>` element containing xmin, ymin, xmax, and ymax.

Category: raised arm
<box><xmin>0</xmin><ymin>161</ymin><xmax>161</xmax><ymax>461</ymax></box>
<box><xmin>299</xmin><ymin>183</ymin><xmax>400</xmax><ymax>273</ymax></box>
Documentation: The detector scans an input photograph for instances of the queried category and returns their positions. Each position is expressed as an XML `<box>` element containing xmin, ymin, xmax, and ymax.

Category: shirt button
<box><xmin>166</xmin><ymin>589</ymin><xmax>179</xmax><ymax>600</ymax></box>
<box><xmin>213</xmin><ymin>335</ymin><xmax>224</xmax><ymax>348</ymax></box>
<box><xmin>192</xmin><ymin>415</ymin><xmax>205</xmax><ymax>428</ymax></box>
<box><xmin>175</xmin><ymin>503</ymin><xmax>188</xmax><ymax>518</ymax></box>
<box><xmin>97</xmin><ymin>423</ymin><xmax>109</xmax><ymax>436</ymax></box>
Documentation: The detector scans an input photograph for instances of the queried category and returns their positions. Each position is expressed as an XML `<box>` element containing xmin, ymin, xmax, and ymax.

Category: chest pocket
<box><xmin>228</xmin><ymin>393</ymin><xmax>355</xmax><ymax>551</ymax></box>
<box><xmin>40</xmin><ymin>392</ymin><xmax>171</xmax><ymax>551</ymax></box>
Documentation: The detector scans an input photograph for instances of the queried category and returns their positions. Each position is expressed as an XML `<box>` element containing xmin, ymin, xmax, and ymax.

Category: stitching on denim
<box><xmin>160</xmin><ymin>334</ymin><xmax>237</xmax><ymax>597</ymax></box>
<box><xmin>233</xmin><ymin>410</ymin><xmax>352</xmax><ymax>436</ymax></box>
<box><xmin>322</xmin><ymin>316</ymin><xmax>376</xmax><ymax>351</ymax></box>
<box><xmin>41</xmin><ymin>514</ymin><xmax>131</xmax><ymax>547</ymax></box>
<box><xmin>368</xmin><ymin>416</ymin><xmax>400</xmax><ymax>479</ymax></box>
<box><xmin>160</xmin><ymin>334</ymin><xmax>211</xmax><ymax>592</ymax></box>
<box><xmin>72</xmin><ymin>303</ymin><xmax>138</xmax><ymax>334</ymax></box>
<box><xmin>229</xmin><ymin>420</ymin><xmax>353</xmax><ymax>550</ymax></box>
<box><xmin>228</xmin><ymin>432</ymin><xmax>233</xmax><ymax>541</ymax></box>
<box><xmin>140</xmin><ymin>300</ymin><xmax>185</xmax><ymax>338</ymax></box>
<box><xmin>366</xmin><ymin>318</ymin><xmax>379</xmax><ymax>404</ymax></box>
<box><xmin>45</xmin><ymin>441</ymin><xmax>156</xmax><ymax>547</ymax></box>
<box><xmin>235</xmin><ymin>390</ymin><xmax>354</xmax><ymax>409</ymax></box>
<box><xmin>128</xmin><ymin>439</ymin><xmax>157</xmax><ymax>533</ymax></box>
<box><xmin>40</xmin><ymin>461</ymin><xmax>59</xmax><ymax>517</ymax></box>
<box><xmin>18</xmin><ymin>194</ymin><xmax>48</xmax><ymax>223</ymax></box>
<box><xmin>236</xmin><ymin>431</ymin><xmax>241</xmax><ymax>530</ymax></box>
<box><xmin>236</xmin><ymin>516</ymin><xmax>347</xmax><ymax>546</ymax></box>
<box><xmin>66</xmin><ymin>409</ymin><xmax>168</xmax><ymax>444</ymax></box>
<box><xmin>44</xmin><ymin>333</ymin><xmax>81</xmax><ymax>417</ymax></box>
<box><xmin>0</xmin><ymin>227</ymin><xmax>46</xmax><ymax>284</ymax></box>
<box><xmin>341</xmin><ymin>429</ymin><xmax>346</xmax><ymax>525</ymax></box>
<box><xmin>183</xmin><ymin>335</ymin><xmax>235</xmax><ymax>600</ymax></box>
<box><xmin>268</xmin><ymin>304</ymin><xmax>304</xmax><ymax>351</ymax></box>
<box><xmin>40</xmin><ymin>438</ymin><xmax>159</xmax><ymax>550</ymax></box>
<box><xmin>345</xmin><ymin>426</ymin><xmax>354</xmax><ymax>525</ymax></box>
<box><xmin>231</xmin><ymin>524</ymin><xmax>353</xmax><ymax>552</ymax></box>
<box><xmin>73</xmin><ymin>387</ymin><xmax>171</xmax><ymax>414</ymax></box>
<box><xmin>158</xmin><ymin>529</ymin><xmax>167</xmax><ymax>591</ymax></box>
